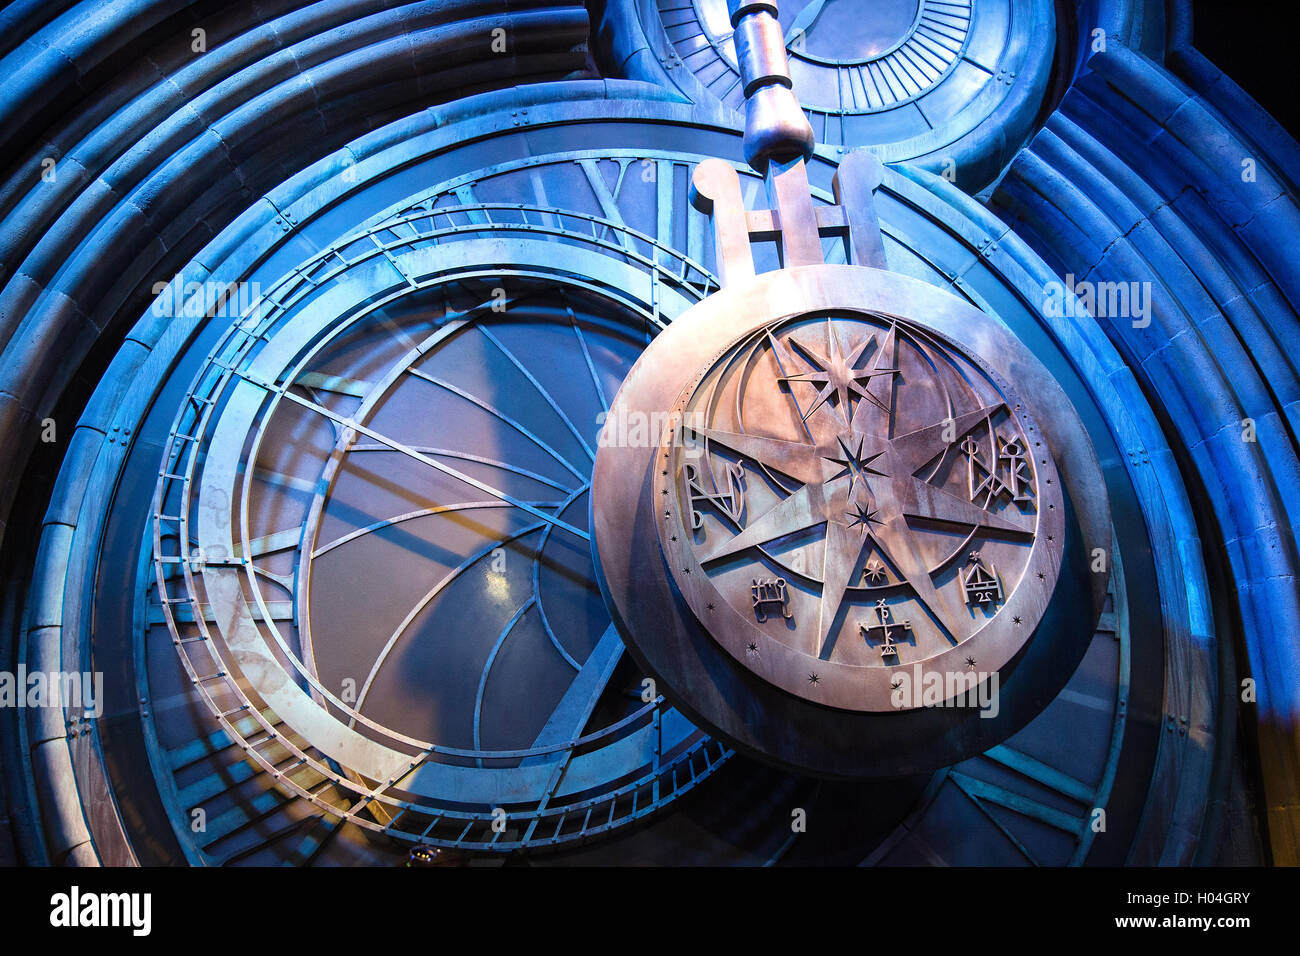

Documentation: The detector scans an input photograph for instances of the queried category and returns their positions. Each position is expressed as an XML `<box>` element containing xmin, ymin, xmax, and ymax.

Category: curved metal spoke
<box><xmin>473</xmin><ymin>596</ymin><xmax>538</xmax><ymax>760</ymax></box>
<box><xmin>406</xmin><ymin>367</ymin><xmax>588</xmax><ymax>483</ymax></box>
<box><xmin>243</xmin><ymin>369</ymin><xmax>590</xmax><ymax>541</ymax></box>
<box><xmin>531</xmin><ymin>484</ymin><xmax>592</xmax><ymax>673</ymax></box>
<box><xmin>346</xmin><ymin>443</ymin><xmax>576</xmax><ymax>495</ymax></box>
<box><xmin>312</xmin><ymin>500</ymin><xmax>564</xmax><ymax>559</ymax></box>
<box><xmin>351</xmin><ymin>520</ymin><xmax>548</xmax><ymax>717</ymax></box>
<box><xmin>566</xmin><ymin>298</ymin><xmax>610</xmax><ymax>413</ymax></box>
<box><xmin>477</xmin><ymin>324</ymin><xmax>597</xmax><ymax>463</ymax></box>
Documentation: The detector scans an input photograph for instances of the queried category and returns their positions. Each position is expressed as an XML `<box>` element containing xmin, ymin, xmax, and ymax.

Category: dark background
<box><xmin>1193</xmin><ymin>0</ymin><xmax>1299</xmax><ymax>136</ymax></box>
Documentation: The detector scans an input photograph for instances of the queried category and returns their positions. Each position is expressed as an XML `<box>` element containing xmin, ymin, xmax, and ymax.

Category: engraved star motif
<box><xmin>693</xmin><ymin>333</ymin><xmax>1033</xmax><ymax>661</ymax></box>
<box><xmin>771</xmin><ymin>320</ymin><xmax>900</xmax><ymax>426</ymax></box>
<box><xmin>828</xmin><ymin>433</ymin><xmax>888</xmax><ymax>518</ymax></box>
<box><xmin>846</xmin><ymin>501</ymin><xmax>880</xmax><ymax>531</ymax></box>
<box><xmin>862</xmin><ymin>559</ymin><xmax>888</xmax><ymax>584</ymax></box>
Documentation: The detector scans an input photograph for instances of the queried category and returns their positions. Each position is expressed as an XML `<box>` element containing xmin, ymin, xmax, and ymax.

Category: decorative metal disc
<box><xmin>592</xmin><ymin>263</ymin><xmax>1109</xmax><ymax>778</ymax></box>
<box><xmin>653</xmin><ymin>309</ymin><xmax>1063</xmax><ymax>711</ymax></box>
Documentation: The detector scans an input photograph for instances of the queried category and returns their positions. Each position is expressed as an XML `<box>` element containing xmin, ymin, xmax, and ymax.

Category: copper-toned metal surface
<box><xmin>592</xmin><ymin>261</ymin><xmax>1109</xmax><ymax>776</ymax></box>
<box><xmin>652</xmin><ymin>308</ymin><xmax>1062</xmax><ymax>712</ymax></box>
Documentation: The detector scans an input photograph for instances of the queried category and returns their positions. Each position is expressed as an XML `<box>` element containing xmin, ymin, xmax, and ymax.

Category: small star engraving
<box><xmin>965</xmin><ymin>656</ymin><xmax>977</xmax><ymax>668</ymax></box>
<box><xmin>845</xmin><ymin>500</ymin><xmax>880</xmax><ymax>531</ymax></box>
<box><xmin>861</xmin><ymin>559</ymin><xmax>888</xmax><ymax>584</ymax></box>
<box><xmin>747</xmin><ymin>642</ymin><xmax>758</xmax><ymax>652</ymax></box>
<box><xmin>807</xmin><ymin>673</ymin><xmax>820</xmax><ymax>685</ymax></box>
<box><xmin>1013</xmin><ymin>616</ymin><xmax>1023</xmax><ymax>625</ymax></box>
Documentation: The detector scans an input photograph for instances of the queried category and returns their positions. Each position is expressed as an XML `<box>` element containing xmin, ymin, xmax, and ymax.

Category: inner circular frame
<box><xmin>158</xmin><ymin>208</ymin><xmax>725</xmax><ymax>849</ymax></box>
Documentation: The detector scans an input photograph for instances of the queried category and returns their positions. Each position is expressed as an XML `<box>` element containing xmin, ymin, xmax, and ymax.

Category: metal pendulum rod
<box><xmin>728</xmin><ymin>0</ymin><xmax>813</xmax><ymax>173</ymax></box>
<box><xmin>692</xmin><ymin>2</ymin><xmax>889</xmax><ymax>284</ymax></box>
<box><xmin>728</xmin><ymin>0</ymin><xmax>823</xmax><ymax>268</ymax></box>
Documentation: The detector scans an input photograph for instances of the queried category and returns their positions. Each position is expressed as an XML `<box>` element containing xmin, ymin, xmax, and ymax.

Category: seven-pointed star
<box><xmin>693</xmin><ymin>325</ymin><xmax>1033</xmax><ymax>661</ymax></box>
<box><xmin>862</xmin><ymin>559</ymin><xmax>888</xmax><ymax>583</ymax></box>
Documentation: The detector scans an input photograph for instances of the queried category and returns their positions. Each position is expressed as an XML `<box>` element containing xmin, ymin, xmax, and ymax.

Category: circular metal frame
<box><xmin>150</xmin><ymin>206</ymin><xmax>729</xmax><ymax>853</ymax></box>
<box><xmin>13</xmin><ymin>86</ymin><xmax>1218</xmax><ymax>864</ymax></box>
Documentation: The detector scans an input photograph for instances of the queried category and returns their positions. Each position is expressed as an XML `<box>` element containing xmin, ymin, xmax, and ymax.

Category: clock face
<box><xmin>689</xmin><ymin>0</ymin><xmax>971</xmax><ymax>109</ymax></box>
<box><xmin>147</xmin><ymin>198</ymin><xmax>726</xmax><ymax>856</ymax></box>
<box><xmin>19</xmin><ymin>94</ymin><xmax>1207</xmax><ymax>866</ymax></box>
<box><xmin>643</xmin><ymin>0</ymin><xmax>1055</xmax><ymax>177</ymax></box>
